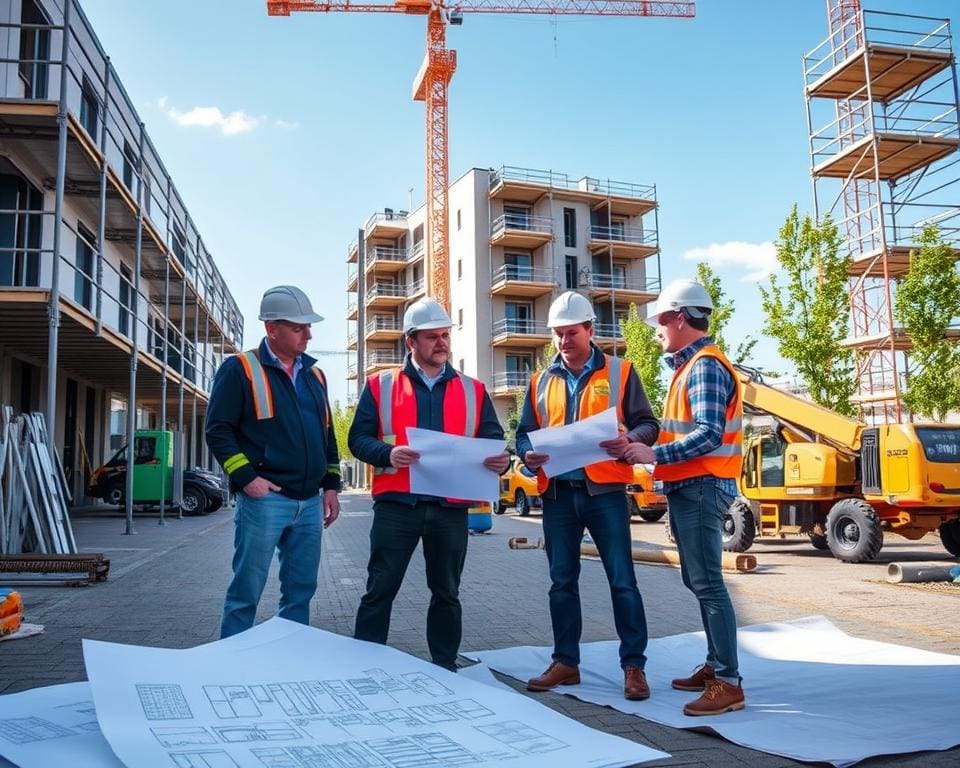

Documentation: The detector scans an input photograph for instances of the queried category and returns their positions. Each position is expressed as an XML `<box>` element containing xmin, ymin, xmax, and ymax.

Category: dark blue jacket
<box><xmin>205</xmin><ymin>339</ymin><xmax>341</xmax><ymax>500</ymax></box>
<box><xmin>348</xmin><ymin>356</ymin><xmax>504</xmax><ymax>508</ymax></box>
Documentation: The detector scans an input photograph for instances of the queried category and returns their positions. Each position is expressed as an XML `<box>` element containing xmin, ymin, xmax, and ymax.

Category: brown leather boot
<box><xmin>682</xmin><ymin>678</ymin><xmax>745</xmax><ymax>716</ymax></box>
<box><xmin>671</xmin><ymin>663</ymin><xmax>716</xmax><ymax>691</ymax></box>
<box><xmin>623</xmin><ymin>666</ymin><xmax>650</xmax><ymax>701</ymax></box>
<box><xmin>526</xmin><ymin>661</ymin><xmax>580</xmax><ymax>692</ymax></box>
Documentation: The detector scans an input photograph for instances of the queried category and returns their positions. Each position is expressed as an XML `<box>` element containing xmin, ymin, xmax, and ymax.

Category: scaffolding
<box><xmin>804</xmin><ymin>4</ymin><xmax>960</xmax><ymax>424</ymax></box>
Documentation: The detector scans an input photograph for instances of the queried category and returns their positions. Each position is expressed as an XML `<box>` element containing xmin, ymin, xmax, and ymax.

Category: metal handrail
<box><xmin>365</xmin><ymin>316</ymin><xmax>402</xmax><ymax>333</ymax></box>
<box><xmin>581</xmin><ymin>273</ymin><xmax>657</xmax><ymax>292</ymax></box>
<box><xmin>589</xmin><ymin>225</ymin><xmax>657</xmax><ymax>245</ymax></box>
<box><xmin>492</xmin><ymin>318</ymin><xmax>549</xmax><ymax>336</ymax></box>
<box><xmin>407</xmin><ymin>279</ymin><xmax>426</xmax><ymax>297</ymax></box>
<box><xmin>365</xmin><ymin>283</ymin><xmax>407</xmax><ymax>300</ymax></box>
<box><xmin>492</xmin><ymin>371</ymin><xmax>533</xmax><ymax>389</ymax></box>
<box><xmin>593</xmin><ymin>322</ymin><xmax>625</xmax><ymax>339</ymax></box>
<box><xmin>490</xmin><ymin>165</ymin><xmax>655</xmax><ymax>201</ymax></box>
<box><xmin>491</xmin><ymin>213</ymin><xmax>554</xmax><ymax>235</ymax></box>
<box><xmin>364</xmin><ymin>210</ymin><xmax>408</xmax><ymax>231</ymax></box>
<box><xmin>366</xmin><ymin>350</ymin><xmax>405</xmax><ymax>366</ymax></box>
<box><xmin>491</xmin><ymin>264</ymin><xmax>556</xmax><ymax>283</ymax></box>
<box><xmin>367</xmin><ymin>246</ymin><xmax>408</xmax><ymax>263</ymax></box>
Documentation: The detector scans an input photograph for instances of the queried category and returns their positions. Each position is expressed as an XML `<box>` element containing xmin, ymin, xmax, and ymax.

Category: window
<box><xmin>457</xmin><ymin>259</ymin><xmax>462</xmax><ymax>279</ymax></box>
<box><xmin>79</xmin><ymin>75</ymin><xmax>99</xmax><ymax>140</ymax></box>
<box><xmin>0</xmin><ymin>172</ymin><xmax>42</xmax><ymax>287</ymax></box>
<box><xmin>118</xmin><ymin>264</ymin><xmax>132</xmax><ymax>336</ymax></box>
<box><xmin>565</xmin><ymin>256</ymin><xmax>578</xmax><ymax>289</ymax></box>
<box><xmin>122</xmin><ymin>140</ymin><xmax>140</xmax><ymax>193</ymax></box>
<box><xmin>505</xmin><ymin>353</ymin><xmax>533</xmax><ymax>386</ymax></box>
<box><xmin>610</xmin><ymin>218</ymin><xmax>626</xmax><ymax>241</ymax></box>
<box><xmin>612</xmin><ymin>262</ymin><xmax>627</xmax><ymax>289</ymax></box>
<box><xmin>18</xmin><ymin>0</ymin><xmax>49</xmax><ymax>99</ymax></box>
<box><xmin>171</xmin><ymin>221</ymin><xmax>189</xmax><ymax>272</ymax></box>
<box><xmin>504</xmin><ymin>252</ymin><xmax>532</xmax><ymax>281</ymax></box>
<box><xmin>760</xmin><ymin>436</ymin><xmax>785</xmax><ymax>488</ymax></box>
<box><xmin>503</xmin><ymin>204</ymin><xmax>530</xmax><ymax>230</ymax></box>
<box><xmin>74</xmin><ymin>222</ymin><xmax>95</xmax><ymax>310</ymax></box>
<box><xmin>505</xmin><ymin>301</ymin><xmax>532</xmax><ymax>332</ymax></box>
<box><xmin>458</xmin><ymin>308</ymin><xmax>463</xmax><ymax>328</ymax></box>
<box><xmin>412</xmin><ymin>223</ymin><xmax>424</xmax><ymax>253</ymax></box>
<box><xmin>456</xmin><ymin>209</ymin><xmax>461</xmax><ymax>231</ymax></box>
<box><xmin>563</xmin><ymin>207</ymin><xmax>576</xmax><ymax>248</ymax></box>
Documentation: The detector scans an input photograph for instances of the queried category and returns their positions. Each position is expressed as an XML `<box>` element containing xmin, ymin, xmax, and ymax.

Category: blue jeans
<box><xmin>667</xmin><ymin>476</ymin><xmax>740</xmax><ymax>679</ymax></box>
<box><xmin>354</xmin><ymin>500</ymin><xmax>468</xmax><ymax>669</ymax></box>
<box><xmin>541</xmin><ymin>485</ymin><xmax>648</xmax><ymax>669</ymax></box>
<box><xmin>220</xmin><ymin>491</ymin><xmax>322</xmax><ymax>638</ymax></box>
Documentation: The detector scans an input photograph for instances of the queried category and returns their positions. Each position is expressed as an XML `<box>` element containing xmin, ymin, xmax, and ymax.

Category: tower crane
<box><xmin>267</xmin><ymin>0</ymin><xmax>696</xmax><ymax>312</ymax></box>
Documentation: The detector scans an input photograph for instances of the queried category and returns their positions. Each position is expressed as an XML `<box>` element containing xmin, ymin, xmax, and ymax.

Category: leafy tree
<box><xmin>893</xmin><ymin>225</ymin><xmax>960</xmax><ymax>421</ymax></box>
<box><xmin>758</xmin><ymin>206</ymin><xmax>857</xmax><ymax>415</ymax></box>
<box><xmin>621</xmin><ymin>304</ymin><xmax>665</xmax><ymax>415</ymax></box>
<box><xmin>331</xmin><ymin>400</ymin><xmax>355</xmax><ymax>461</ymax></box>
<box><xmin>695</xmin><ymin>261</ymin><xmax>758</xmax><ymax>365</ymax></box>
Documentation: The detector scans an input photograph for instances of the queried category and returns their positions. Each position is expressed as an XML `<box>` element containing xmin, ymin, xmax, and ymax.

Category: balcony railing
<box><xmin>407</xmin><ymin>279</ymin><xmax>426</xmax><ymax>298</ymax></box>
<box><xmin>365</xmin><ymin>316</ymin><xmax>402</xmax><ymax>334</ymax></box>
<box><xmin>491</xmin><ymin>213</ymin><xmax>554</xmax><ymax>236</ymax></box>
<box><xmin>364</xmin><ymin>210</ymin><xmax>408</xmax><ymax>231</ymax></box>
<box><xmin>490</xmin><ymin>165</ymin><xmax>655</xmax><ymax>201</ymax></box>
<box><xmin>365</xmin><ymin>283</ymin><xmax>407</xmax><ymax>301</ymax></box>
<box><xmin>366</xmin><ymin>350</ymin><xmax>405</xmax><ymax>367</ymax></box>
<box><xmin>367</xmin><ymin>246</ymin><xmax>408</xmax><ymax>264</ymax></box>
<box><xmin>492</xmin><ymin>318</ymin><xmax>549</xmax><ymax>337</ymax></box>
<box><xmin>580</xmin><ymin>273</ymin><xmax>659</xmax><ymax>293</ymax></box>
<box><xmin>411</xmin><ymin>239</ymin><xmax>425</xmax><ymax>258</ymax></box>
<box><xmin>491</xmin><ymin>264</ymin><xmax>556</xmax><ymax>283</ymax></box>
<box><xmin>593</xmin><ymin>322</ymin><xmax>625</xmax><ymax>340</ymax></box>
<box><xmin>589</xmin><ymin>225</ymin><xmax>657</xmax><ymax>246</ymax></box>
<box><xmin>492</xmin><ymin>371</ymin><xmax>533</xmax><ymax>390</ymax></box>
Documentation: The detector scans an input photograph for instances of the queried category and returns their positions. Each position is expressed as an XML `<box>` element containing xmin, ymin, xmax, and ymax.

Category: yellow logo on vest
<box><xmin>594</xmin><ymin>380</ymin><xmax>610</xmax><ymax>395</ymax></box>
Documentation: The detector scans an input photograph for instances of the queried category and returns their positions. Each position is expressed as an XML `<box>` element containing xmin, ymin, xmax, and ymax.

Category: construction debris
<box><xmin>0</xmin><ymin>553</ymin><xmax>109</xmax><ymax>587</ymax></box>
<box><xmin>508</xmin><ymin>536</ymin><xmax>543</xmax><ymax>550</ymax></box>
<box><xmin>1</xmin><ymin>405</ymin><xmax>77</xmax><ymax>556</ymax></box>
<box><xmin>582</xmin><ymin>541</ymin><xmax>757</xmax><ymax>573</ymax></box>
<box><xmin>886</xmin><ymin>562</ymin><xmax>955</xmax><ymax>584</ymax></box>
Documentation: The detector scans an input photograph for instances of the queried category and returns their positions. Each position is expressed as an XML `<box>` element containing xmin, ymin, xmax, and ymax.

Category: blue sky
<box><xmin>77</xmin><ymin>0</ymin><xmax>960</xmax><ymax>405</ymax></box>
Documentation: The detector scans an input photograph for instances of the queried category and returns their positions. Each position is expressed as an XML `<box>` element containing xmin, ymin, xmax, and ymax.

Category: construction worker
<box><xmin>518</xmin><ymin>291</ymin><xmax>659</xmax><ymax>701</ymax></box>
<box><xmin>349</xmin><ymin>297</ymin><xmax>509</xmax><ymax>671</ymax></box>
<box><xmin>206</xmin><ymin>285</ymin><xmax>341</xmax><ymax>638</ymax></box>
<box><xmin>623</xmin><ymin>277</ymin><xmax>746</xmax><ymax>716</ymax></box>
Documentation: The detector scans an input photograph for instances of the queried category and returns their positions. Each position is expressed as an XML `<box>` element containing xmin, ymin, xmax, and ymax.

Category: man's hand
<box><xmin>483</xmin><ymin>451</ymin><xmax>511</xmax><ymax>473</ymax></box>
<box><xmin>622</xmin><ymin>442</ymin><xmax>656</xmax><ymax>465</ymax></box>
<box><xmin>322</xmin><ymin>489</ymin><xmax>340</xmax><ymax>528</ymax></box>
<box><xmin>599</xmin><ymin>434</ymin><xmax>631</xmax><ymax>459</ymax></box>
<box><xmin>389</xmin><ymin>446</ymin><xmax>421</xmax><ymax>468</ymax></box>
<box><xmin>523</xmin><ymin>450</ymin><xmax>550</xmax><ymax>471</ymax></box>
<box><xmin>244</xmin><ymin>476</ymin><xmax>281</xmax><ymax>498</ymax></box>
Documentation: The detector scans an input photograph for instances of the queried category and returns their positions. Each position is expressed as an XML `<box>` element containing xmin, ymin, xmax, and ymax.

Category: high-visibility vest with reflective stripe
<box><xmin>530</xmin><ymin>354</ymin><xmax>634</xmax><ymax>493</ymax></box>
<box><xmin>235</xmin><ymin>350</ymin><xmax>331</xmax><ymax>428</ymax></box>
<box><xmin>369</xmin><ymin>367</ymin><xmax>484</xmax><ymax>499</ymax></box>
<box><xmin>653</xmin><ymin>344</ymin><xmax>743</xmax><ymax>483</ymax></box>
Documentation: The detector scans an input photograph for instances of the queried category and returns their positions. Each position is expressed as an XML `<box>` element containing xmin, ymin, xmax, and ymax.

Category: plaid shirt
<box><xmin>653</xmin><ymin>336</ymin><xmax>738</xmax><ymax>496</ymax></box>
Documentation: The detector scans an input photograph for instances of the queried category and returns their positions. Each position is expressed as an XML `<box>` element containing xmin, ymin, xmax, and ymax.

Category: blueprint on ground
<box><xmin>468</xmin><ymin>615</ymin><xmax>960</xmax><ymax>767</ymax></box>
<box><xmin>82</xmin><ymin>618</ymin><xmax>669</xmax><ymax>768</ymax></box>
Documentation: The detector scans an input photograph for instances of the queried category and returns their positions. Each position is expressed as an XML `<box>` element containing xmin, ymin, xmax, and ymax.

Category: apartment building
<box><xmin>346</xmin><ymin>165</ymin><xmax>661</xmax><ymax>425</ymax></box>
<box><xmin>0</xmin><ymin>0</ymin><xmax>243</xmax><ymax>500</ymax></box>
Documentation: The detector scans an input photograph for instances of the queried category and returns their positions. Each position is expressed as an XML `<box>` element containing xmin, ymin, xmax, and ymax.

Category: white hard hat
<box><xmin>403</xmin><ymin>297</ymin><xmax>452</xmax><ymax>334</ymax></box>
<box><xmin>547</xmin><ymin>291</ymin><xmax>595</xmax><ymax>328</ymax></box>
<box><xmin>259</xmin><ymin>285</ymin><xmax>324</xmax><ymax>324</ymax></box>
<box><xmin>645</xmin><ymin>278</ymin><xmax>713</xmax><ymax>326</ymax></box>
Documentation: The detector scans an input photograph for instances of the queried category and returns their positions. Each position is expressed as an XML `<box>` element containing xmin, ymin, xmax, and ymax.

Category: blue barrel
<box><xmin>468</xmin><ymin>504</ymin><xmax>493</xmax><ymax>533</ymax></box>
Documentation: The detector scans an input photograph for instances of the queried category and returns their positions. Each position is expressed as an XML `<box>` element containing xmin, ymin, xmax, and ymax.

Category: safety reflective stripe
<box><xmin>534</xmin><ymin>371</ymin><xmax>551</xmax><ymax>427</ymax></box>
<box><xmin>326</xmin><ymin>463</ymin><xmax>341</xmax><ymax>475</ymax></box>
<box><xmin>661</xmin><ymin>418</ymin><xmax>742</xmax><ymax>437</ymax></box>
<box><xmin>238</xmin><ymin>351</ymin><xmax>274</xmax><ymax>420</ymax></box>
<box><xmin>223</xmin><ymin>453</ymin><xmax>249</xmax><ymax>474</ymax></box>
<box><xmin>706</xmin><ymin>443</ymin><xmax>742</xmax><ymax>457</ymax></box>
<box><xmin>607</xmin><ymin>355</ymin><xmax>622</xmax><ymax>419</ymax></box>
<box><xmin>374</xmin><ymin>369</ymin><xmax>399</xmax><ymax>476</ymax></box>
<box><xmin>460</xmin><ymin>372</ymin><xmax>477</xmax><ymax>437</ymax></box>
<box><xmin>309</xmin><ymin>366</ymin><xmax>332</xmax><ymax>428</ymax></box>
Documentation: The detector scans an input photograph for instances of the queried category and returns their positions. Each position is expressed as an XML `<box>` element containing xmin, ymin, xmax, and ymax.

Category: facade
<box><xmin>346</xmin><ymin>165</ymin><xmax>661</xmax><ymax>425</ymax></box>
<box><xmin>0</xmin><ymin>0</ymin><xmax>243</xmax><ymax>501</ymax></box>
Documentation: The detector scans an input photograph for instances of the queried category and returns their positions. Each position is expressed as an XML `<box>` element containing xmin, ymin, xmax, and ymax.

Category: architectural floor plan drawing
<box><xmin>82</xmin><ymin>619</ymin><xmax>668</xmax><ymax>768</ymax></box>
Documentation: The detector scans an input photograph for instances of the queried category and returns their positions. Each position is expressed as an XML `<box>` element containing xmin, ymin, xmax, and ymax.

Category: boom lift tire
<box><xmin>809</xmin><ymin>532</ymin><xmax>830</xmax><ymax>551</ymax></box>
<box><xmin>826</xmin><ymin>498</ymin><xmax>883</xmax><ymax>563</ymax></box>
<box><xmin>638</xmin><ymin>508</ymin><xmax>666</xmax><ymax>523</ymax></box>
<box><xmin>939</xmin><ymin>519</ymin><xmax>960</xmax><ymax>558</ymax></box>
<box><xmin>722</xmin><ymin>499</ymin><xmax>756</xmax><ymax>553</ymax></box>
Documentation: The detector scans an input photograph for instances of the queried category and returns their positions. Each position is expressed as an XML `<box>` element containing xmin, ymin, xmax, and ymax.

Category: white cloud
<box><xmin>164</xmin><ymin>103</ymin><xmax>263</xmax><ymax>136</ymax></box>
<box><xmin>682</xmin><ymin>240</ymin><xmax>778</xmax><ymax>282</ymax></box>
<box><xmin>275</xmin><ymin>118</ymin><xmax>299</xmax><ymax>130</ymax></box>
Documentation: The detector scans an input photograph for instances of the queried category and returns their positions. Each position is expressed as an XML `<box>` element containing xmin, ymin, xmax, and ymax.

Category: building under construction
<box><xmin>804</xmin><ymin>4</ymin><xmax>960</xmax><ymax>424</ymax></box>
<box><xmin>0</xmin><ymin>0</ymin><xmax>243</xmax><ymax>502</ymax></box>
<box><xmin>346</xmin><ymin>165</ymin><xmax>661</xmax><ymax>425</ymax></box>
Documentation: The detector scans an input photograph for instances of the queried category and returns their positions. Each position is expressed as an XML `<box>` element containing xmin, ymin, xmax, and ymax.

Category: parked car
<box><xmin>497</xmin><ymin>455</ymin><xmax>541</xmax><ymax>516</ymax></box>
<box><xmin>626</xmin><ymin>464</ymin><xmax>667</xmax><ymax>522</ymax></box>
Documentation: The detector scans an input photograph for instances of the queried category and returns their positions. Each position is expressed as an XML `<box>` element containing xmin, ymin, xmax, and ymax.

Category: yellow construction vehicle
<box><xmin>712</xmin><ymin>366</ymin><xmax>960</xmax><ymax>563</ymax></box>
<box><xmin>626</xmin><ymin>465</ymin><xmax>667</xmax><ymax>522</ymax></box>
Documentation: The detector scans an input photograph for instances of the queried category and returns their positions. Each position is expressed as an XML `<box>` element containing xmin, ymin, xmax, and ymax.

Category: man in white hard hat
<box><xmin>349</xmin><ymin>296</ymin><xmax>510</xmax><ymax>671</ymax></box>
<box><xmin>517</xmin><ymin>291</ymin><xmax>659</xmax><ymax>701</ymax></box>
<box><xmin>623</xmin><ymin>277</ymin><xmax>746</xmax><ymax>716</ymax></box>
<box><xmin>206</xmin><ymin>285</ymin><xmax>341</xmax><ymax>638</ymax></box>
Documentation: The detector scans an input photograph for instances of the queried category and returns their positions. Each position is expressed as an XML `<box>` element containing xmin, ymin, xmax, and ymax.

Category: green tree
<box><xmin>331</xmin><ymin>400</ymin><xmax>355</xmax><ymax>461</ymax></box>
<box><xmin>620</xmin><ymin>303</ymin><xmax>665</xmax><ymax>415</ymax></box>
<box><xmin>695</xmin><ymin>261</ymin><xmax>758</xmax><ymax>364</ymax></box>
<box><xmin>758</xmin><ymin>206</ymin><xmax>857</xmax><ymax>415</ymax></box>
<box><xmin>893</xmin><ymin>225</ymin><xmax>960</xmax><ymax>421</ymax></box>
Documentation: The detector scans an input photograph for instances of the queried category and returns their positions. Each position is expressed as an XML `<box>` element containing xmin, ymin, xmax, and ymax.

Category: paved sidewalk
<box><xmin>2</xmin><ymin>493</ymin><xmax>957</xmax><ymax>767</ymax></box>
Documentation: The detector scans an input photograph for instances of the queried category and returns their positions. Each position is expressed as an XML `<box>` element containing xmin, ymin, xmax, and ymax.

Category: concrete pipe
<box><xmin>581</xmin><ymin>542</ymin><xmax>756</xmax><ymax>573</ymax></box>
<box><xmin>886</xmin><ymin>562</ymin><xmax>954</xmax><ymax>584</ymax></box>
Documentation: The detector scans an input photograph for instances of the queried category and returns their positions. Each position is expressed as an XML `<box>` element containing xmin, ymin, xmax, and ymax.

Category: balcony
<box><xmin>410</xmin><ymin>239</ymin><xmax>425</xmax><ymax>263</ymax></box>
<box><xmin>407</xmin><ymin>279</ymin><xmax>426</xmax><ymax>301</ymax></box>
<box><xmin>365</xmin><ymin>349</ymin><xmax>405</xmax><ymax>374</ymax></box>
<box><xmin>347</xmin><ymin>239</ymin><xmax>359</xmax><ymax>264</ymax></box>
<box><xmin>365</xmin><ymin>316</ymin><xmax>404</xmax><ymax>342</ymax></box>
<box><xmin>347</xmin><ymin>359</ymin><xmax>358</xmax><ymax>380</ymax></box>
<box><xmin>365</xmin><ymin>246</ymin><xmax>409</xmax><ymax>274</ymax></box>
<box><xmin>490</xmin><ymin>214</ymin><xmax>553</xmax><ymax>249</ymax></box>
<box><xmin>588</xmin><ymin>225</ymin><xmax>658</xmax><ymax>259</ymax></box>
<box><xmin>347</xmin><ymin>266</ymin><xmax>358</xmax><ymax>292</ymax></box>
<box><xmin>347</xmin><ymin>326</ymin><xmax>358</xmax><ymax>351</ymax></box>
<box><xmin>580</xmin><ymin>273</ymin><xmax>659</xmax><ymax>304</ymax></box>
<box><xmin>491</xmin><ymin>318</ymin><xmax>551</xmax><ymax>348</ymax></box>
<box><xmin>491</xmin><ymin>371</ymin><xmax>533</xmax><ymax>399</ymax></box>
<box><xmin>489</xmin><ymin>166</ymin><xmax>656</xmax><ymax>216</ymax></box>
<box><xmin>365</xmin><ymin>283</ymin><xmax>408</xmax><ymax>309</ymax></box>
<box><xmin>490</xmin><ymin>265</ymin><xmax>556</xmax><ymax>298</ymax></box>
<box><xmin>592</xmin><ymin>322</ymin><xmax>626</xmax><ymax>350</ymax></box>
<box><xmin>364</xmin><ymin>210</ymin><xmax>408</xmax><ymax>239</ymax></box>
<box><xmin>347</xmin><ymin>299</ymin><xmax>358</xmax><ymax>320</ymax></box>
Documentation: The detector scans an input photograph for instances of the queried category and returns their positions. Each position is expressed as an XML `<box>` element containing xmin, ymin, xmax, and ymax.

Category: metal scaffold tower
<box><xmin>804</xmin><ymin>1</ymin><xmax>960</xmax><ymax>424</ymax></box>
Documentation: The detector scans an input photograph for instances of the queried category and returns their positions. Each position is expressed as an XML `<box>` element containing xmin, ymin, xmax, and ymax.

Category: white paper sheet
<box><xmin>407</xmin><ymin>427</ymin><xmax>505</xmax><ymax>502</ymax></box>
<box><xmin>469</xmin><ymin>616</ymin><xmax>960</xmax><ymax>767</ymax></box>
<box><xmin>84</xmin><ymin>621</ymin><xmax>667</xmax><ymax>768</ymax></box>
<box><xmin>527</xmin><ymin>407</ymin><xmax>619</xmax><ymax>477</ymax></box>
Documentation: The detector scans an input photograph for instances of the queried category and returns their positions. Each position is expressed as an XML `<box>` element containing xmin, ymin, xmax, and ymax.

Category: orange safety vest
<box><xmin>235</xmin><ymin>350</ymin><xmax>331</xmax><ymax>428</ymax></box>
<box><xmin>369</xmin><ymin>367</ymin><xmax>485</xmax><ymax>499</ymax></box>
<box><xmin>653</xmin><ymin>344</ymin><xmax>743</xmax><ymax>483</ymax></box>
<box><xmin>530</xmin><ymin>354</ymin><xmax>634</xmax><ymax>493</ymax></box>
